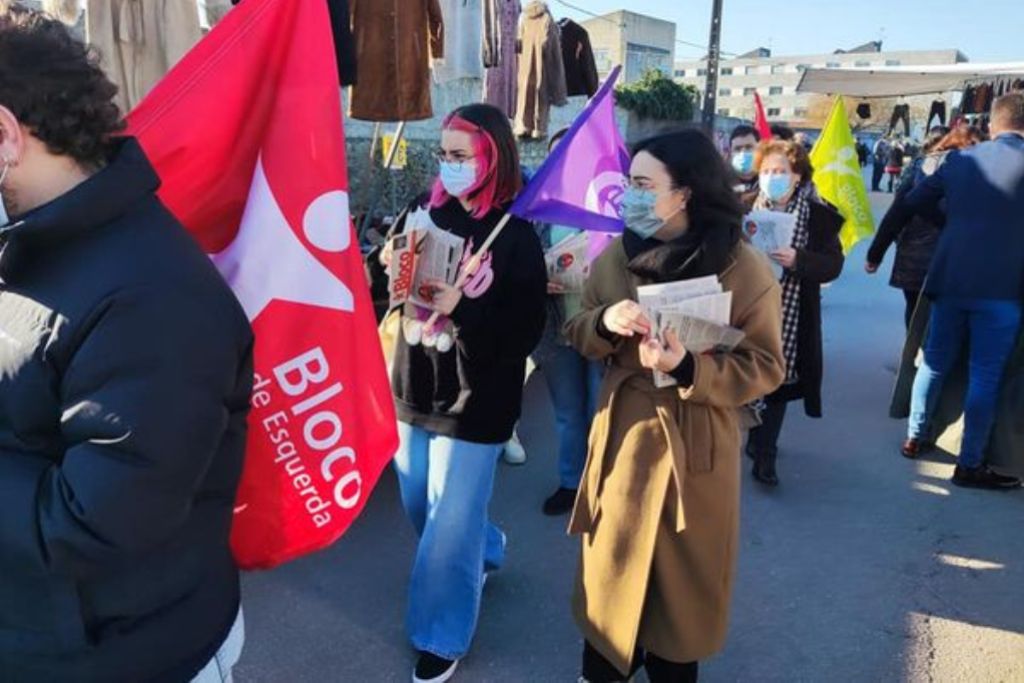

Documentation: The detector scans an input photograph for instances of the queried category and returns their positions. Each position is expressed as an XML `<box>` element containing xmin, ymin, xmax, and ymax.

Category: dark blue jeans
<box><xmin>908</xmin><ymin>297</ymin><xmax>1023</xmax><ymax>468</ymax></box>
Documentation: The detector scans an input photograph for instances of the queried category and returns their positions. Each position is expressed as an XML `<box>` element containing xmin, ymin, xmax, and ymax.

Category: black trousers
<box><xmin>748</xmin><ymin>400</ymin><xmax>789</xmax><ymax>458</ymax></box>
<box><xmin>903</xmin><ymin>289</ymin><xmax>921</xmax><ymax>330</ymax></box>
<box><xmin>926</xmin><ymin>100</ymin><xmax>947</xmax><ymax>130</ymax></box>
<box><xmin>871</xmin><ymin>161</ymin><xmax>886</xmax><ymax>191</ymax></box>
<box><xmin>888</xmin><ymin>104</ymin><xmax>911</xmax><ymax>136</ymax></box>
<box><xmin>582</xmin><ymin>641</ymin><xmax>698</xmax><ymax>683</ymax></box>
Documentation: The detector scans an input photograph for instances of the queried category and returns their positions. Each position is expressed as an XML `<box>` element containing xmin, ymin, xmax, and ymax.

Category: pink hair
<box><xmin>429</xmin><ymin>114</ymin><xmax>502</xmax><ymax>219</ymax></box>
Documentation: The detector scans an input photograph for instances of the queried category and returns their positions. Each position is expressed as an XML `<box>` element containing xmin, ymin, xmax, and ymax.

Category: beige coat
<box><xmin>87</xmin><ymin>0</ymin><xmax>203</xmax><ymax>113</ymax></box>
<box><xmin>565</xmin><ymin>239</ymin><xmax>785</xmax><ymax>673</ymax></box>
<box><xmin>514</xmin><ymin>1</ymin><xmax>567</xmax><ymax>138</ymax></box>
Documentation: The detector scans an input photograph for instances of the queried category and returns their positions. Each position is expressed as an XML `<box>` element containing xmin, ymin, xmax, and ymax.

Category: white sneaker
<box><xmin>502</xmin><ymin>431</ymin><xmax>527</xmax><ymax>465</ymax></box>
<box><xmin>413</xmin><ymin>652</ymin><xmax>459</xmax><ymax>683</ymax></box>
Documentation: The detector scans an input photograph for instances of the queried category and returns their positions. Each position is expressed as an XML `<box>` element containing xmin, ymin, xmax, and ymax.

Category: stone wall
<box><xmin>345</xmin><ymin>77</ymin><xmax>746</xmax><ymax>223</ymax></box>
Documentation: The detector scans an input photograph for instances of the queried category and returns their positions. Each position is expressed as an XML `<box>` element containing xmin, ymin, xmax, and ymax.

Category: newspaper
<box><xmin>652</xmin><ymin>313</ymin><xmax>746</xmax><ymax>388</ymax></box>
<box><xmin>387</xmin><ymin>221</ymin><xmax>466</xmax><ymax>309</ymax></box>
<box><xmin>637</xmin><ymin>277</ymin><xmax>742</xmax><ymax>388</ymax></box>
<box><xmin>636</xmin><ymin>276</ymin><xmax>722</xmax><ymax>314</ymax></box>
<box><xmin>743</xmin><ymin>210</ymin><xmax>796</xmax><ymax>279</ymax></box>
<box><xmin>545</xmin><ymin>232</ymin><xmax>591</xmax><ymax>292</ymax></box>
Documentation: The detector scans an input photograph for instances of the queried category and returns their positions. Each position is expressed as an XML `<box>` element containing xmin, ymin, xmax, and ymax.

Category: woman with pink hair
<box><xmin>380</xmin><ymin>103</ymin><xmax>546</xmax><ymax>683</ymax></box>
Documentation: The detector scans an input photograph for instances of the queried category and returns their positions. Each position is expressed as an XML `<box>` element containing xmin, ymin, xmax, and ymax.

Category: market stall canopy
<box><xmin>797</xmin><ymin>62</ymin><xmax>1024</xmax><ymax>98</ymax></box>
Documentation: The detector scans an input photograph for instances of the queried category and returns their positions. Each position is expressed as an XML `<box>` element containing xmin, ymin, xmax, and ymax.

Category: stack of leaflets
<box><xmin>387</xmin><ymin>209</ymin><xmax>466</xmax><ymax>309</ymax></box>
<box><xmin>742</xmin><ymin>210</ymin><xmax>796</xmax><ymax>279</ymax></box>
<box><xmin>544</xmin><ymin>232</ymin><xmax>592</xmax><ymax>292</ymax></box>
<box><xmin>637</xmin><ymin>276</ymin><xmax>746</xmax><ymax>388</ymax></box>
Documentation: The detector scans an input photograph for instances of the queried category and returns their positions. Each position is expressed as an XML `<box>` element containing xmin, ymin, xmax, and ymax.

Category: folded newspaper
<box><xmin>743</xmin><ymin>210</ymin><xmax>796</xmax><ymax>279</ymax></box>
<box><xmin>637</xmin><ymin>277</ymin><xmax>745</xmax><ymax>388</ymax></box>
<box><xmin>544</xmin><ymin>232</ymin><xmax>592</xmax><ymax>292</ymax></box>
<box><xmin>388</xmin><ymin>209</ymin><xmax>466</xmax><ymax>309</ymax></box>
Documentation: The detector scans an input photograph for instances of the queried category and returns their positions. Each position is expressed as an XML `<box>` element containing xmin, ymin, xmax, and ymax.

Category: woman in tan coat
<box><xmin>565</xmin><ymin>131</ymin><xmax>786</xmax><ymax>682</ymax></box>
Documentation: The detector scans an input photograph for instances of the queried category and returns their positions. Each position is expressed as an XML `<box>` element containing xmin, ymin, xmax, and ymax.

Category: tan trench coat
<box><xmin>349</xmin><ymin>0</ymin><xmax>444</xmax><ymax>122</ymax></box>
<box><xmin>86</xmin><ymin>0</ymin><xmax>203</xmax><ymax>112</ymax></box>
<box><xmin>565</xmin><ymin>239</ymin><xmax>785</xmax><ymax>673</ymax></box>
<box><xmin>514</xmin><ymin>1</ymin><xmax>567</xmax><ymax>138</ymax></box>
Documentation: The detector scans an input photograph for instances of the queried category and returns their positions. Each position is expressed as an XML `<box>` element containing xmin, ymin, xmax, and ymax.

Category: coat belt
<box><xmin>569</xmin><ymin>365</ymin><xmax>689</xmax><ymax>536</ymax></box>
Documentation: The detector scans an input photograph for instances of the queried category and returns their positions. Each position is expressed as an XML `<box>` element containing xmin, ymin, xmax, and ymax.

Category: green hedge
<box><xmin>615</xmin><ymin>70</ymin><xmax>698</xmax><ymax>122</ymax></box>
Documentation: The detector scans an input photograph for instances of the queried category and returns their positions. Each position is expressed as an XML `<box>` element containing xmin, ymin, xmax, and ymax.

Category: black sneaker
<box><xmin>951</xmin><ymin>465</ymin><xmax>1022</xmax><ymax>490</ymax></box>
<box><xmin>413</xmin><ymin>652</ymin><xmax>459</xmax><ymax>683</ymax></box>
<box><xmin>543</xmin><ymin>487</ymin><xmax>578</xmax><ymax>516</ymax></box>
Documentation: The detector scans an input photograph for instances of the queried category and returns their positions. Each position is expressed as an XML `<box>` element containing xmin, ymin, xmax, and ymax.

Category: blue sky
<box><xmin>554</xmin><ymin>0</ymin><xmax>1024</xmax><ymax>63</ymax></box>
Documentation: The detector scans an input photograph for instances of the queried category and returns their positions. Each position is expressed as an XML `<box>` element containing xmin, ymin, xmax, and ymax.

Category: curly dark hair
<box><xmin>0</xmin><ymin>3</ymin><xmax>124</xmax><ymax>168</ymax></box>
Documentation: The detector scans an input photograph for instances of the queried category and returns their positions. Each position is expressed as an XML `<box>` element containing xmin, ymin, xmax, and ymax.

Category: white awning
<box><xmin>796</xmin><ymin>62</ymin><xmax>1024</xmax><ymax>98</ymax></box>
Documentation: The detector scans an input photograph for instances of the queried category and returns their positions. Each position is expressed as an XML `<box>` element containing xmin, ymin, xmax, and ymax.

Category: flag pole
<box><xmin>422</xmin><ymin>213</ymin><xmax>513</xmax><ymax>331</ymax></box>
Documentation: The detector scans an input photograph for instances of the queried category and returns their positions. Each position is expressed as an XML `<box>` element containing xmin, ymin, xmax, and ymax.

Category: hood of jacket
<box><xmin>525</xmin><ymin>1</ymin><xmax>549</xmax><ymax>20</ymax></box>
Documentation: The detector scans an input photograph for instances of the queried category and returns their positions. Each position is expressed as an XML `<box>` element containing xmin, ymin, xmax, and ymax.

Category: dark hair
<box><xmin>992</xmin><ymin>92</ymin><xmax>1024</xmax><ymax>132</ymax></box>
<box><xmin>729</xmin><ymin>124</ymin><xmax>760</xmax><ymax>143</ymax></box>
<box><xmin>633</xmin><ymin>130</ymin><xmax>743</xmax><ymax>270</ymax></box>
<box><xmin>549</xmin><ymin>127</ymin><xmax>571</xmax><ymax>151</ymax></box>
<box><xmin>430</xmin><ymin>103</ymin><xmax>523</xmax><ymax>218</ymax></box>
<box><xmin>770</xmin><ymin>124</ymin><xmax>795</xmax><ymax>141</ymax></box>
<box><xmin>755</xmin><ymin>138</ymin><xmax>815</xmax><ymax>182</ymax></box>
<box><xmin>0</xmin><ymin>4</ymin><xmax>125</xmax><ymax>167</ymax></box>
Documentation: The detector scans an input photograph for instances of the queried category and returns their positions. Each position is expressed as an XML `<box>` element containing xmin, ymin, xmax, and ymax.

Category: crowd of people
<box><xmin>1</xmin><ymin>5</ymin><xmax>1023</xmax><ymax>683</ymax></box>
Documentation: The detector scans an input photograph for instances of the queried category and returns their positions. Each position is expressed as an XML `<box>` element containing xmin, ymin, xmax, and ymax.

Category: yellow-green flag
<box><xmin>809</xmin><ymin>96</ymin><xmax>875</xmax><ymax>253</ymax></box>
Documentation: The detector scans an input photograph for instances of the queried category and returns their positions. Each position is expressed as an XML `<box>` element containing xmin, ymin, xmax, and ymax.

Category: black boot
<box><xmin>752</xmin><ymin>450</ymin><xmax>779</xmax><ymax>487</ymax></box>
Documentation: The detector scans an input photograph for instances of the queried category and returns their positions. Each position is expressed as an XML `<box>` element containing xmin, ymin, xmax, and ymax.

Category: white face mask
<box><xmin>439</xmin><ymin>161</ymin><xmax>478</xmax><ymax>198</ymax></box>
<box><xmin>0</xmin><ymin>161</ymin><xmax>10</xmax><ymax>227</ymax></box>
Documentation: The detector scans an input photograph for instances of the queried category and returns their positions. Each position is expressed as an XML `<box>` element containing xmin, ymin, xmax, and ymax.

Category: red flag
<box><xmin>127</xmin><ymin>0</ymin><xmax>398</xmax><ymax>569</ymax></box>
<box><xmin>753</xmin><ymin>92</ymin><xmax>773</xmax><ymax>140</ymax></box>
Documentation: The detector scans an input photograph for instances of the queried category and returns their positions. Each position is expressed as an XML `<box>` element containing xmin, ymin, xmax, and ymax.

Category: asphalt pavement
<box><xmin>235</xmin><ymin>191</ymin><xmax>1024</xmax><ymax>682</ymax></box>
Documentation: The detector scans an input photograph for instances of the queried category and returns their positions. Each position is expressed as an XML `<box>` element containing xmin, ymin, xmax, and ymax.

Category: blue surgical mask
<box><xmin>621</xmin><ymin>187</ymin><xmax>664</xmax><ymax>240</ymax></box>
<box><xmin>439</xmin><ymin>161</ymin><xmax>478</xmax><ymax>198</ymax></box>
<box><xmin>731</xmin><ymin>150</ymin><xmax>755</xmax><ymax>175</ymax></box>
<box><xmin>760</xmin><ymin>173</ymin><xmax>794</xmax><ymax>203</ymax></box>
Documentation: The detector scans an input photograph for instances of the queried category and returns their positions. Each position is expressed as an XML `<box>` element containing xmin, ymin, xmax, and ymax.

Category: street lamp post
<box><xmin>701</xmin><ymin>0</ymin><xmax>725</xmax><ymax>131</ymax></box>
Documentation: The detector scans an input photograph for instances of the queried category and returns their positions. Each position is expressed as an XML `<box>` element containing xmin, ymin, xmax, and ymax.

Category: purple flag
<box><xmin>510</xmin><ymin>66</ymin><xmax>629</xmax><ymax>233</ymax></box>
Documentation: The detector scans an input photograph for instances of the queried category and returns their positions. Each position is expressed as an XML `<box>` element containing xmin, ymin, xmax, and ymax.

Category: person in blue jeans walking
<box><xmin>530</xmin><ymin>129</ymin><xmax>608</xmax><ymax>515</ymax></box>
<box><xmin>901</xmin><ymin>92</ymin><xmax>1024</xmax><ymax>490</ymax></box>
<box><xmin>380</xmin><ymin>104</ymin><xmax>547</xmax><ymax>683</ymax></box>
<box><xmin>534</xmin><ymin>221</ymin><xmax>607</xmax><ymax>515</ymax></box>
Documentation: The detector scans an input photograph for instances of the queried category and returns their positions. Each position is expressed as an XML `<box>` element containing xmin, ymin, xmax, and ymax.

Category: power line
<box><xmin>549</xmin><ymin>0</ymin><xmax>736</xmax><ymax>57</ymax></box>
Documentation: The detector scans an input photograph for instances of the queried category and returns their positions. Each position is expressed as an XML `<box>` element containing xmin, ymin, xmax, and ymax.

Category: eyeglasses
<box><xmin>435</xmin><ymin>149</ymin><xmax>476</xmax><ymax>166</ymax></box>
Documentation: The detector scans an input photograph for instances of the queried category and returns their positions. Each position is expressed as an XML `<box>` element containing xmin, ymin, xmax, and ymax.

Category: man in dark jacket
<box><xmin>901</xmin><ymin>93</ymin><xmax>1024</xmax><ymax>490</ymax></box>
<box><xmin>0</xmin><ymin>7</ymin><xmax>254</xmax><ymax>681</ymax></box>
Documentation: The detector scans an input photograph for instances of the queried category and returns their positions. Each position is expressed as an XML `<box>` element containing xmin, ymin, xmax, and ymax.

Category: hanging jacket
<box><xmin>349</xmin><ymin>0</ymin><xmax>444</xmax><ymax>122</ymax></box>
<box><xmin>483</xmin><ymin>0</ymin><xmax>522</xmax><ymax>118</ymax></box>
<box><xmin>86</xmin><ymin>0</ymin><xmax>203</xmax><ymax>112</ymax></box>
<box><xmin>557</xmin><ymin>18</ymin><xmax>599</xmax><ymax>97</ymax></box>
<box><xmin>514</xmin><ymin>1</ymin><xmax>568</xmax><ymax>138</ymax></box>
<box><xmin>434</xmin><ymin>0</ymin><xmax>485</xmax><ymax>83</ymax></box>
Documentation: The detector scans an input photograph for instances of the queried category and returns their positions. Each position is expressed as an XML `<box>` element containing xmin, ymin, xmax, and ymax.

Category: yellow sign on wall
<box><xmin>381</xmin><ymin>134</ymin><xmax>408</xmax><ymax>170</ymax></box>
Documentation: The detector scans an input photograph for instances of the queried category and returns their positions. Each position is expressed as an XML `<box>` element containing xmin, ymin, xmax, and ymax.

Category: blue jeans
<box><xmin>909</xmin><ymin>297</ymin><xmax>1023</xmax><ymax>468</ymax></box>
<box><xmin>393</xmin><ymin>422</ymin><xmax>505</xmax><ymax>660</ymax></box>
<box><xmin>543</xmin><ymin>344</ymin><xmax>604</xmax><ymax>489</ymax></box>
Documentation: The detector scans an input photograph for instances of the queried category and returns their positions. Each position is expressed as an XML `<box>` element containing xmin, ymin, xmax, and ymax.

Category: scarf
<box><xmin>754</xmin><ymin>181</ymin><xmax>813</xmax><ymax>383</ymax></box>
<box><xmin>624</xmin><ymin>217</ymin><xmax>740</xmax><ymax>284</ymax></box>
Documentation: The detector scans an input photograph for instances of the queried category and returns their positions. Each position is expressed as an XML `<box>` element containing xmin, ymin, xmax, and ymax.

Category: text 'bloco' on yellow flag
<box><xmin>809</xmin><ymin>96</ymin><xmax>875</xmax><ymax>253</ymax></box>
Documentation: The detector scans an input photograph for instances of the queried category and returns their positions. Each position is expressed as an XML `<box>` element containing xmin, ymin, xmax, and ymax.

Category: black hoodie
<box><xmin>390</xmin><ymin>196</ymin><xmax>547</xmax><ymax>444</ymax></box>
